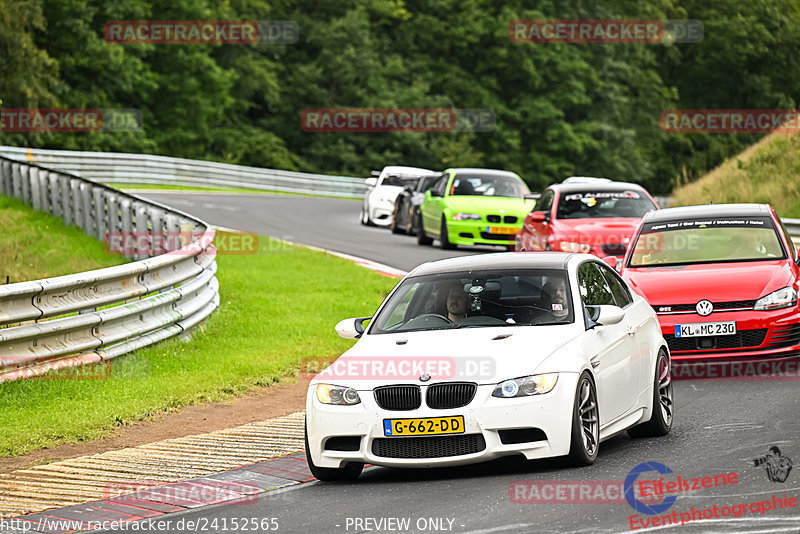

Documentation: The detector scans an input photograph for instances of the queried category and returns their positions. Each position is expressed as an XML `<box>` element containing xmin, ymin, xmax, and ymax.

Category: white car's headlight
<box><xmin>754</xmin><ymin>287</ymin><xmax>798</xmax><ymax>311</ymax></box>
<box><xmin>558</xmin><ymin>241</ymin><xmax>591</xmax><ymax>253</ymax></box>
<box><xmin>453</xmin><ymin>213</ymin><xmax>482</xmax><ymax>221</ymax></box>
<box><xmin>316</xmin><ymin>384</ymin><xmax>361</xmax><ymax>405</ymax></box>
<box><xmin>492</xmin><ymin>373</ymin><xmax>559</xmax><ymax>398</ymax></box>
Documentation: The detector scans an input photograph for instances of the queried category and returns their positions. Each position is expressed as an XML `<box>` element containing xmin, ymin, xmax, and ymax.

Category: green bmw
<box><xmin>417</xmin><ymin>168</ymin><xmax>535</xmax><ymax>250</ymax></box>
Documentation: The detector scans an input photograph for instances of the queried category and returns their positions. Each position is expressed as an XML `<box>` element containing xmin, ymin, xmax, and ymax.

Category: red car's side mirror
<box><xmin>601</xmin><ymin>256</ymin><xmax>618</xmax><ymax>270</ymax></box>
<box><xmin>529</xmin><ymin>211</ymin><xmax>547</xmax><ymax>223</ymax></box>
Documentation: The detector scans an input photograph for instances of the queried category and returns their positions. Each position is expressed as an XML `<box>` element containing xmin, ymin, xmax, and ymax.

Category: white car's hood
<box><xmin>370</xmin><ymin>185</ymin><xmax>405</xmax><ymax>201</ymax></box>
<box><xmin>312</xmin><ymin>325</ymin><xmax>581</xmax><ymax>390</ymax></box>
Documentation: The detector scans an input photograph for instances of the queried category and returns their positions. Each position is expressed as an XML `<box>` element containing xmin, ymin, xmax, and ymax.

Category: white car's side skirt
<box><xmin>599</xmin><ymin>407</ymin><xmax>647</xmax><ymax>442</ymax></box>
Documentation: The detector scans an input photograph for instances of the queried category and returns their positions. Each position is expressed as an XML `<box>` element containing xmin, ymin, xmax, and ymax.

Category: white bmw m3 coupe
<box><xmin>305</xmin><ymin>252</ymin><xmax>673</xmax><ymax>481</ymax></box>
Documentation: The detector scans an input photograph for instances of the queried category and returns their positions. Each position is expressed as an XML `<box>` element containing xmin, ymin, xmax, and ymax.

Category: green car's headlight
<box><xmin>492</xmin><ymin>373</ymin><xmax>559</xmax><ymax>398</ymax></box>
<box><xmin>453</xmin><ymin>213</ymin><xmax>482</xmax><ymax>221</ymax></box>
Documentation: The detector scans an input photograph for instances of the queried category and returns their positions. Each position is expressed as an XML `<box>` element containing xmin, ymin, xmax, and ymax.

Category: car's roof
<box><xmin>380</xmin><ymin>166</ymin><xmax>434</xmax><ymax>176</ymax></box>
<box><xmin>643</xmin><ymin>203</ymin><xmax>772</xmax><ymax>222</ymax></box>
<box><xmin>445</xmin><ymin>168</ymin><xmax>521</xmax><ymax>178</ymax></box>
<box><xmin>549</xmin><ymin>181</ymin><xmax>649</xmax><ymax>194</ymax></box>
<box><xmin>407</xmin><ymin>252</ymin><xmax>576</xmax><ymax>277</ymax></box>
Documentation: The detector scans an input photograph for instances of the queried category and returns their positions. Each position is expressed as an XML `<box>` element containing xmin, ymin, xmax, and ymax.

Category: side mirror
<box><xmin>529</xmin><ymin>211</ymin><xmax>547</xmax><ymax>223</ymax></box>
<box><xmin>430</xmin><ymin>189</ymin><xmax>443</xmax><ymax>198</ymax></box>
<box><xmin>601</xmin><ymin>256</ymin><xmax>618</xmax><ymax>270</ymax></box>
<box><xmin>585</xmin><ymin>305</ymin><xmax>624</xmax><ymax>329</ymax></box>
<box><xmin>365</xmin><ymin>177</ymin><xmax>378</xmax><ymax>187</ymax></box>
<box><xmin>597</xmin><ymin>305</ymin><xmax>624</xmax><ymax>325</ymax></box>
<box><xmin>335</xmin><ymin>317</ymin><xmax>371</xmax><ymax>339</ymax></box>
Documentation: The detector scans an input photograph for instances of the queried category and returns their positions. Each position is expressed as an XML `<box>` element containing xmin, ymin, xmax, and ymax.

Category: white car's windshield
<box><xmin>382</xmin><ymin>175</ymin><xmax>422</xmax><ymax>187</ymax></box>
<box><xmin>370</xmin><ymin>269</ymin><xmax>573</xmax><ymax>334</ymax></box>
<box><xmin>628</xmin><ymin>217</ymin><xmax>786</xmax><ymax>267</ymax></box>
<box><xmin>557</xmin><ymin>190</ymin><xmax>656</xmax><ymax>219</ymax></box>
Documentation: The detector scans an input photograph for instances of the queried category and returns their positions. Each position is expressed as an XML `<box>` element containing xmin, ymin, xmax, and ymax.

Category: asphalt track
<box><xmin>138</xmin><ymin>192</ymin><xmax>498</xmax><ymax>271</ymax></box>
<box><xmin>119</xmin><ymin>192</ymin><xmax>800</xmax><ymax>534</ymax></box>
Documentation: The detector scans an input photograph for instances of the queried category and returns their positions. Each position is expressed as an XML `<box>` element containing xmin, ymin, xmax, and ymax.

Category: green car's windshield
<box><xmin>450</xmin><ymin>174</ymin><xmax>527</xmax><ymax>198</ymax></box>
<box><xmin>557</xmin><ymin>190</ymin><xmax>656</xmax><ymax>219</ymax></box>
<box><xmin>369</xmin><ymin>269</ymin><xmax>573</xmax><ymax>334</ymax></box>
<box><xmin>628</xmin><ymin>217</ymin><xmax>786</xmax><ymax>267</ymax></box>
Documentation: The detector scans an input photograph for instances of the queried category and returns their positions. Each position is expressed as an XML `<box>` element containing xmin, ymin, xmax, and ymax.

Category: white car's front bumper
<box><xmin>368</xmin><ymin>205</ymin><xmax>394</xmax><ymax>226</ymax></box>
<box><xmin>306</xmin><ymin>374</ymin><xmax>579</xmax><ymax>469</ymax></box>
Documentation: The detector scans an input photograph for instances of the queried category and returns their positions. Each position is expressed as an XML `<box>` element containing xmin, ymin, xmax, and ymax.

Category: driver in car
<box><xmin>446</xmin><ymin>285</ymin><xmax>469</xmax><ymax>322</ymax></box>
<box><xmin>542</xmin><ymin>279</ymin><xmax>569</xmax><ymax>320</ymax></box>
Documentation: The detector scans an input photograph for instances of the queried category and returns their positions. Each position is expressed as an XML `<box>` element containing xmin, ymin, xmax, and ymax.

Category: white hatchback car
<box><xmin>360</xmin><ymin>166</ymin><xmax>434</xmax><ymax>227</ymax></box>
<box><xmin>305</xmin><ymin>253</ymin><xmax>673</xmax><ymax>481</ymax></box>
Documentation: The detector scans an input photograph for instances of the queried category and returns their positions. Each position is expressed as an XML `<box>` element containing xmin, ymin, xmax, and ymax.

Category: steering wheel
<box><xmin>414</xmin><ymin>313</ymin><xmax>452</xmax><ymax>323</ymax></box>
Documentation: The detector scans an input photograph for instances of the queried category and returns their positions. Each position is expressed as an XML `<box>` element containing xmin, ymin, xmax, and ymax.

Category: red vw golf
<box><xmin>616</xmin><ymin>203</ymin><xmax>800</xmax><ymax>359</ymax></box>
<box><xmin>515</xmin><ymin>178</ymin><xmax>659</xmax><ymax>257</ymax></box>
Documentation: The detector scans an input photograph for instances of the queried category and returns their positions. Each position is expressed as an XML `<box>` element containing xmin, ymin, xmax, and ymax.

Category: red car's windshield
<box><xmin>557</xmin><ymin>190</ymin><xmax>656</xmax><ymax>219</ymax></box>
<box><xmin>628</xmin><ymin>217</ymin><xmax>787</xmax><ymax>267</ymax></box>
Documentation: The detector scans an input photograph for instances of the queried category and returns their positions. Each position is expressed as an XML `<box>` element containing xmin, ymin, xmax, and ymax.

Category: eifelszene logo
<box><xmin>624</xmin><ymin>462</ymin><xmax>678</xmax><ymax>515</ymax></box>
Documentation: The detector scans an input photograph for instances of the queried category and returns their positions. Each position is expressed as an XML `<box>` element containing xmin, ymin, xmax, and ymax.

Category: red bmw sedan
<box><xmin>515</xmin><ymin>178</ymin><xmax>659</xmax><ymax>257</ymax></box>
<box><xmin>615</xmin><ymin>203</ymin><xmax>800</xmax><ymax>360</ymax></box>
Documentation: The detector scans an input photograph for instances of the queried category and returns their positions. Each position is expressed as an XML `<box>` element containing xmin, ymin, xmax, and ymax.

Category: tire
<box><xmin>439</xmin><ymin>217</ymin><xmax>455</xmax><ymax>250</ymax></box>
<box><xmin>567</xmin><ymin>372</ymin><xmax>599</xmax><ymax>466</ymax></box>
<box><xmin>390</xmin><ymin>210</ymin><xmax>404</xmax><ymax>234</ymax></box>
<box><xmin>406</xmin><ymin>207</ymin><xmax>415</xmax><ymax>235</ymax></box>
<box><xmin>628</xmin><ymin>349</ymin><xmax>673</xmax><ymax>438</ymax></box>
<box><xmin>305</xmin><ymin>424</ymin><xmax>363</xmax><ymax>482</ymax></box>
<box><xmin>417</xmin><ymin>216</ymin><xmax>433</xmax><ymax>245</ymax></box>
<box><xmin>361</xmin><ymin>206</ymin><xmax>375</xmax><ymax>227</ymax></box>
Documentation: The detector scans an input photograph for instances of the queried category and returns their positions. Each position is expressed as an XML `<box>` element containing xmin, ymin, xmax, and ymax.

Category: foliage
<box><xmin>2</xmin><ymin>0</ymin><xmax>799</xmax><ymax>194</ymax></box>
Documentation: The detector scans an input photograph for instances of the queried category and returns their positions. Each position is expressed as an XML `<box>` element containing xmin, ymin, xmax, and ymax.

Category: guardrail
<box><xmin>784</xmin><ymin>219</ymin><xmax>800</xmax><ymax>240</ymax></box>
<box><xmin>0</xmin><ymin>146</ymin><xmax>367</xmax><ymax>199</ymax></box>
<box><xmin>0</xmin><ymin>156</ymin><xmax>219</xmax><ymax>382</ymax></box>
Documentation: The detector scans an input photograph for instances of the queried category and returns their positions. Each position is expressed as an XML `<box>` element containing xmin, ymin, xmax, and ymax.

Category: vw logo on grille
<box><xmin>419</xmin><ymin>373</ymin><xmax>431</xmax><ymax>382</ymax></box>
<box><xmin>696</xmin><ymin>300</ymin><xmax>714</xmax><ymax>316</ymax></box>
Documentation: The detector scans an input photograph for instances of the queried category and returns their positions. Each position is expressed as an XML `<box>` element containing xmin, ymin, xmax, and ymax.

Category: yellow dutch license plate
<box><xmin>383</xmin><ymin>416</ymin><xmax>465</xmax><ymax>436</ymax></box>
<box><xmin>487</xmin><ymin>226</ymin><xmax>518</xmax><ymax>234</ymax></box>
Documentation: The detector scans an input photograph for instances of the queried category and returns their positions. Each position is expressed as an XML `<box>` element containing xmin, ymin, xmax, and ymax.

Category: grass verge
<box><xmin>671</xmin><ymin>132</ymin><xmax>800</xmax><ymax>217</ymax></box>
<box><xmin>0</xmin><ymin>195</ymin><xmax>127</xmax><ymax>284</ymax></box>
<box><xmin>0</xmin><ymin>238</ymin><xmax>398</xmax><ymax>457</ymax></box>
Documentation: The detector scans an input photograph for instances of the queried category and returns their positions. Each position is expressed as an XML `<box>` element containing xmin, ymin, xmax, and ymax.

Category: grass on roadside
<box><xmin>0</xmin><ymin>238</ymin><xmax>398</xmax><ymax>457</ymax></box>
<box><xmin>0</xmin><ymin>195</ymin><xmax>127</xmax><ymax>284</ymax></box>
<box><xmin>671</xmin><ymin>132</ymin><xmax>800</xmax><ymax>217</ymax></box>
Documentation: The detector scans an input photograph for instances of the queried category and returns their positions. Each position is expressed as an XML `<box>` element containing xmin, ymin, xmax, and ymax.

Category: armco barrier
<box><xmin>0</xmin><ymin>146</ymin><xmax>367</xmax><ymax>198</ymax></box>
<box><xmin>0</xmin><ymin>156</ymin><xmax>219</xmax><ymax>382</ymax></box>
